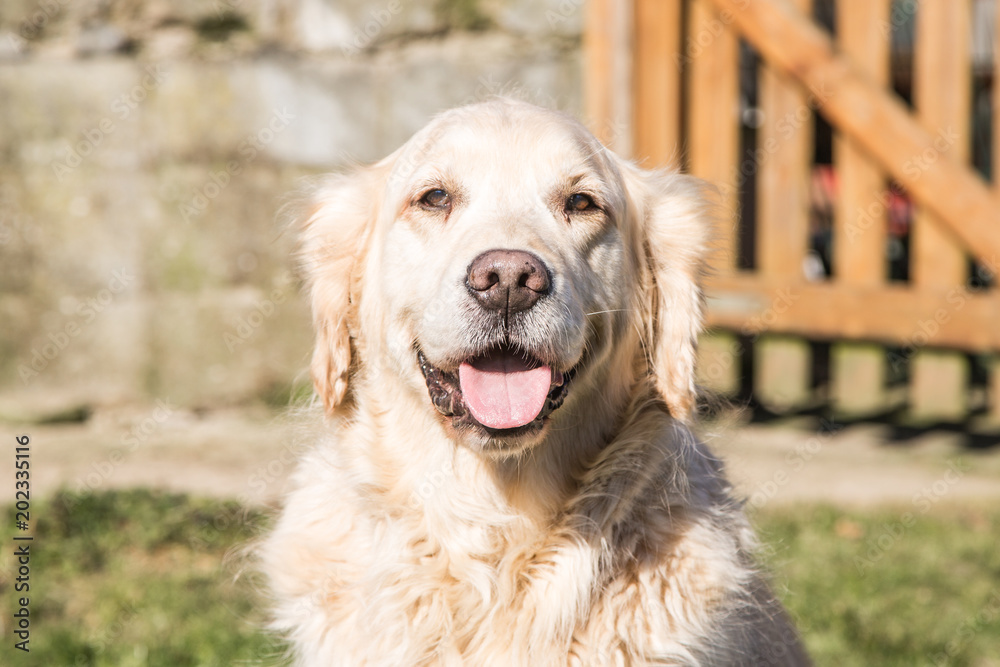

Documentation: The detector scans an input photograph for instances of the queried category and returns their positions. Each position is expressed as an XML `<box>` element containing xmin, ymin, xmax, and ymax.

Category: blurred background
<box><xmin>1</xmin><ymin>0</ymin><xmax>999</xmax><ymax>665</ymax></box>
<box><xmin>0</xmin><ymin>0</ymin><xmax>583</xmax><ymax>419</ymax></box>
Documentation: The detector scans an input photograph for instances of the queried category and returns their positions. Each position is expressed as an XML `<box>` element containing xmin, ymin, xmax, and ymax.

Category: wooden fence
<box><xmin>585</xmin><ymin>0</ymin><xmax>1000</xmax><ymax>426</ymax></box>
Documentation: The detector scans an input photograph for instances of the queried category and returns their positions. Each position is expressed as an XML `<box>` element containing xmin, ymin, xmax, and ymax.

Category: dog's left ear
<box><xmin>625</xmin><ymin>166</ymin><xmax>712</xmax><ymax>422</ymax></box>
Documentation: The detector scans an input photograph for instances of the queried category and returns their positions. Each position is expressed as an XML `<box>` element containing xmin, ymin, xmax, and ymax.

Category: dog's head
<box><xmin>297</xmin><ymin>99</ymin><xmax>709</xmax><ymax>455</ymax></box>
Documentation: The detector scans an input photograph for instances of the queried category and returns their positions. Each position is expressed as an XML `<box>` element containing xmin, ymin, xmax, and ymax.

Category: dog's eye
<box><xmin>566</xmin><ymin>193</ymin><xmax>596</xmax><ymax>212</ymax></box>
<box><xmin>419</xmin><ymin>189</ymin><xmax>451</xmax><ymax>210</ymax></box>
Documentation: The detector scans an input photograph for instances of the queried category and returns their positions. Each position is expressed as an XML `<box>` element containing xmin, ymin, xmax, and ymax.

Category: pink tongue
<box><xmin>458</xmin><ymin>351</ymin><xmax>552</xmax><ymax>430</ymax></box>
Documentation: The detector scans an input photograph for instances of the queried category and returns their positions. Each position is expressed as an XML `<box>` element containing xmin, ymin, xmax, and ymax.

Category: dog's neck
<box><xmin>340</xmin><ymin>341</ymin><xmax>647</xmax><ymax>539</ymax></box>
<box><xmin>485</xmin><ymin>343</ymin><xmax>644</xmax><ymax>520</ymax></box>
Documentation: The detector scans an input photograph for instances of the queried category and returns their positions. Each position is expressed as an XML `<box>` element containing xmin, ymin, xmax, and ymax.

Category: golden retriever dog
<box><xmin>260</xmin><ymin>98</ymin><xmax>810</xmax><ymax>666</ymax></box>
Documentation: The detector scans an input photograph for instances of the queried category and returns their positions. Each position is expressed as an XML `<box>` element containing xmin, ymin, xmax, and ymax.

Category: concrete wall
<box><xmin>0</xmin><ymin>0</ymin><xmax>585</xmax><ymax>420</ymax></box>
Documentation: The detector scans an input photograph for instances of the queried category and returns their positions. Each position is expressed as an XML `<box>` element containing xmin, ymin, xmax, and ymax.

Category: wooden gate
<box><xmin>585</xmin><ymin>0</ymin><xmax>1000</xmax><ymax>426</ymax></box>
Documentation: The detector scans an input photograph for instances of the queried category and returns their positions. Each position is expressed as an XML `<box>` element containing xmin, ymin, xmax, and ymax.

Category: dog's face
<box><xmin>299</xmin><ymin>100</ymin><xmax>708</xmax><ymax>456</ymax></box>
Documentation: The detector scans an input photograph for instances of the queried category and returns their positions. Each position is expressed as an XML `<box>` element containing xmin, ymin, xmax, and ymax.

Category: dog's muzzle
<box><xmin>416</xmin><ymin>249</ymin><xmax>575</xmax><ymax>434</ymax></box>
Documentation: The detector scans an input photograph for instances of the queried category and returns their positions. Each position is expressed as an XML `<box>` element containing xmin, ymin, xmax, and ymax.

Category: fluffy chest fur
<box><xmin>260</xmin><ymin>401</ymin><xmax>795</xmax><ymax>667</ymax></box>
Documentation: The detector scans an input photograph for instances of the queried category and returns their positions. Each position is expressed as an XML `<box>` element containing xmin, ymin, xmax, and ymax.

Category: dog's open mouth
<box><xmin>417</xmin><ymin>345</ymin><xmax>573</xmax><ymax>433</ymax></box>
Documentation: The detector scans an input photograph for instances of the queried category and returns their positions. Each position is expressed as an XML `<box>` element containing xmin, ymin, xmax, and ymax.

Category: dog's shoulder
<box><xmin>555</xmin><ymin>404</ymin><xmax>808</xmax><ymax>665</ymax></box>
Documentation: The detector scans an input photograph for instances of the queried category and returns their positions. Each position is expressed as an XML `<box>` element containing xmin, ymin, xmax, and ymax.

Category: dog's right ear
<box><xmin>294</xmin><ymin>166</ymin><xmax>385</xmax><ymax>414</ymax></box>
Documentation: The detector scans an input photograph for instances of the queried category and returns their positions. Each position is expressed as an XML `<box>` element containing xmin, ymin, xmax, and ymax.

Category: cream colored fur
<box><xmin>259</xmin><ymin>99</ymin><xmax>810</xmax><ymax>666</ymax></box>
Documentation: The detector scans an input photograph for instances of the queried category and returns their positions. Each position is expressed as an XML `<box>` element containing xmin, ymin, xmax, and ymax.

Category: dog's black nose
<box><xmin>466</xmin><ymin>249</ymin><xmax>550</xmax><ymax>314</ymax></box>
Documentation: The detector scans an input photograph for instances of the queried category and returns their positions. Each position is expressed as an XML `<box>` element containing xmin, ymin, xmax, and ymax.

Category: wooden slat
<box><xmin>702</xmin><ymin>0</ymin><xmax>1000</xmax><ymax>267</ymax></box>
<box><xmin>757</xmin><ymin>2</ymin><xmax>811</xmax><ymax>279</ymax></box>
<box><xmin>912</xmin><ymin>2</ymin><xmax>970</xmax><ymax>287</ymax></box>
<box><xmin>684</xmin><ymin>2</ymin><xmax>742</xmax><ymax>401</ymax></box>
<box><xmin>633</xmin><ymin>0</ymin><xmax>682</xmax><ymax>167</ymax></box>
<box><xmin>583</xmin><ymin>0</ymin><xmax>614</xmax><ymax>145</ymax></box>
<box><xmin>995</xmin><ymin>0</ymin><xmax>1000</xmax><ymax>188</ymax></box>
<box><xmin>687</xmin><ymin>0</ymin><xmax>741</xmax><ymax>272</ymax></box>
<box><xmin>833</xmin><ymin>0</ymin><xmax>890</xmax><ymax>284</ymax></box>
<box><xmin>992</xmin><ymin>0</ymin><xmax>1000</xmax><ymax>424</ymax></box>
<box><xmin>753</xmin><ymin>0</ymin><xmax>812</xmax><ymax>411</ymax></box>
<box><xmin>831</xmin><ymin>0</ymin><xmax>892</xmax><ymax>417</ymax></box>
<box><xmin>989</xmin><ymin>357</ymin><xmax>1000</xmax><ymax>425</ymax></box>
<box><xmin>910</xmin><ymin>2</ymin><xmax>972</xmax><ymax>421</ymax></box>
<box><xmin>705</xmin><ymin>275</ymin><xmax>1000</xmax><ymax>352</ymax></box>
<box><xmin>583</xmin><ymin>0</ymin><xmax>631</xmax><ymax>153</ymax></box>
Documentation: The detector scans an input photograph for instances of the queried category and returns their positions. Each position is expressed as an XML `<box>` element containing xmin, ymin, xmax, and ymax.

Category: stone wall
<box><xmin>0</xmin><ymin>0</ymin><xmax>585</xmax><ymax>419</ymax></box>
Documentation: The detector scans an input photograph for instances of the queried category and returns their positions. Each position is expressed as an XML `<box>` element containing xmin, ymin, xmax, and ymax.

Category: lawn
<box><xmin>759</xmin><ymin>505</ymin><xmax>1000</xmax><ymax>666</ymax></box>
<box><xmin>0</xmin><ymin>491</ymin><xmax>281</xmax><ymax>667</ymax></box>
<box><xmin>2</xmin><ymin>490</ymin><xmax>999</xmax><ymax>666</ymax></box>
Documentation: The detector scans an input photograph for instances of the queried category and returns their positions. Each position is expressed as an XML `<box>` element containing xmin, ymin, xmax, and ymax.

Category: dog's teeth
<box><xmin>430</xmin><ymin>388</ymin><xmax>454</xmax><ymax>416</ymax></box>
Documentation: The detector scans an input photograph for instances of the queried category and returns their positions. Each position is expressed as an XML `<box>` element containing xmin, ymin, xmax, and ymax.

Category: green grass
<box><xmin>758</xmin><ymin>505</ymin><xmax>1000</xmax><ymax>666</ymax></box>
<box><xmin>3</xmin><ymin>492</ymin><xmax>1000</xmax><ymax>666</ymax></box>
<box><xmin>0</xmin><ymin>490</ymin><xmax>282</xmax><ymax>666</ymax></box>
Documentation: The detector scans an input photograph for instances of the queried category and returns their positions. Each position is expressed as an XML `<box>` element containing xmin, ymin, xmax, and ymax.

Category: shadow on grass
<box><xmin>720</xmin><ymin>397</ymin><xmax>1000</xmax><ymax>450</ymax></box>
